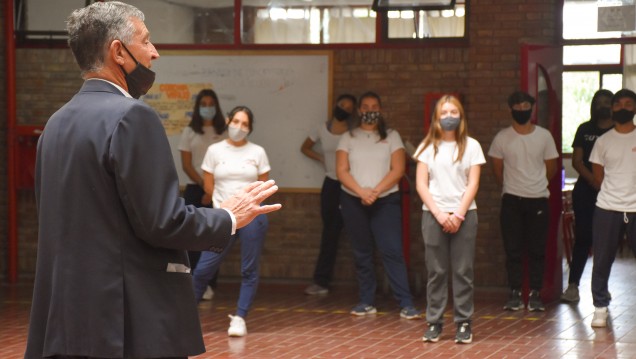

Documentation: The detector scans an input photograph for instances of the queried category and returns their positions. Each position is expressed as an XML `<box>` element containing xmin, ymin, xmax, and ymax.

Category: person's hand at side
<box><xmin>220</xmin><ymin>180</ymin><xmax>282</xmax><ymax>228</ymax></box>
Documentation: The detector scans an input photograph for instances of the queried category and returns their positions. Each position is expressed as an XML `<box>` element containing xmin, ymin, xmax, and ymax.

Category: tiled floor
<box><xmin>2</xmin><ymin>258</ymin><xmax>636</xmax><ymax>359</ymax></box>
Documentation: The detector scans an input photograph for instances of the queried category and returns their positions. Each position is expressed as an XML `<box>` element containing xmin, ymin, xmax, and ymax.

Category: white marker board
<box><xmin>149</xmin><ymin>50</ymin><xmax>332</xmax><ymax>191</ymax></box>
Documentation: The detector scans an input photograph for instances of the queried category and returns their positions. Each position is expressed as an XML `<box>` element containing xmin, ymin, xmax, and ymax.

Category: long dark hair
<box><xmin>357</xmin><ymin>91</ymin><xmax>388</xmax><ymax>140</ymax></box>
<box><xmin>189</xmin><ymin>89</ymin><xmax>225</xmax><ymax>135</ymax></box>
<box><xmin>590</xmin><ymin>89</ymin><xmax>613</xmax><ymax>124</ymax></box>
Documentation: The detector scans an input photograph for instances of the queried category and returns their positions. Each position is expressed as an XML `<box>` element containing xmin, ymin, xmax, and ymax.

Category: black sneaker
<box><xmin>455</xmin><ymin>321</ymin><xmax>472</xmax><ymax>344</ymax></box>
<box><xmin>528</xmin><ymin>290</ymin><xmax>545</xmax><ymax>312</ymax></box>
<box><xmin>503</xmin><ymin>289</ymin><xmax>522</xmax><ymax>311</ymax></box>
<box><xmin>422</xmin><ymin>323</ymin><xmax>443</xmax><ymax>343</ymax></box>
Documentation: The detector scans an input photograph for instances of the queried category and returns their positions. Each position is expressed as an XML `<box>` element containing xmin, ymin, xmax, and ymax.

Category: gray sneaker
<box><xmin>422</xmin><ymin>323</ymin><xmax>443</xmax><ymax>343</ymax></box>
<box><xmin>304</xmin><ymin>284</ymin><xmax>328</xmax><ymax>295</ymax></box>
<box><xmin>503</xmin><ymin>289</ymin><xmax>522</xmax><ymax>311</ymax></box>
<box><xmin>350</xmin><ymin>303</ymin><xmax>377</xmax><ymax>316</ymax></box>
<box><xmin>455</xmin><ymin>321</ymin><xmax>472</xmax><ymax>344</ymax></box>
<box><xmin>528</xmin><ymin>290</ymin><xmax>545</xmax><ymax>311</ymax></box>
<box><xmin>399</xmin><ymin>306</ymin><xmax>422</xmax><ymax>320</ymax></box>
<box><xmin>560</xmin><ymin>284</ymin><xmax>580</xmax><ymax>302</ymax></box>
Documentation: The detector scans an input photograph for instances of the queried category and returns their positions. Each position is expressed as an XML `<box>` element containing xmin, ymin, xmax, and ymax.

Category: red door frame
<box><xmin>520</xmin><ymin>43</ymin><xmax>564</xmax><ymax>302</ymax></box>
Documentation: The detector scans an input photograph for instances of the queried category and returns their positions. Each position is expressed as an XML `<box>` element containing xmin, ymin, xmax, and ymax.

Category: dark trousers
<box><xmin>591</xmin><ymin>207</ymin><xmax>636</xmax><ymax>307</ymax></box>
<box><xmin>340</xmin><ymin>191</ymin><xmax>413</xmax><ymax>308</ymax></box>
<box><xmin>500</xmin><ymin>194</ymin><xmax>550</xmax><ymax>290</ymax></box>
<box><xmin>312</xmin><ymin>177</ymin><xmax>345</xmax><ymax>287</ymax></box>
<box><xmin>568</xmin><ymin>181</ymin><xmax>597</xmax><ymax>286</ymax></box>
<box><xmin>183</xmin><ymin>184</ymin><xmax>218</xmax><ymax>287</ymax></box>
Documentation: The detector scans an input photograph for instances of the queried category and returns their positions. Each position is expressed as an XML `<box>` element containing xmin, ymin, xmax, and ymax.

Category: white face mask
<box><xmin>228</xmin><ymin>125</ymin><xmax>249</xmax><ymax>142</ymax></box>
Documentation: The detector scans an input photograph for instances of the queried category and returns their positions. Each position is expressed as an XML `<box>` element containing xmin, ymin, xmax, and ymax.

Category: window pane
<box><xmin>562</xmin><ymin>72</ymin><xmax>600</xmax><ymax>153</ymax></box>
<box><xmin>563</xmin><ymin>45</ymin><xmax>621</xmax><ymax>65</ymax></box>
<box><xmin>127</xmin><ymin>0</ymin><xmax>234</xmax><ymax>44</ymax></box>
<box><xmin>242</xmin><ymin>4</ymin><xmax>375</xmax><ymax>44</ymax></box>
<box><xmin>387</xmin><ymin>4</ymin><xmax>465</xmax><ymax>39</ymax></box>
<box><xmin>602</xmin><ymin>73</ymin><xmax>623</xmax><ymax>92</ymax></box>
<box><xmin>563</xmin><ymin>0</ymin><xmax>636</xmax><ymax>40</ymax></box>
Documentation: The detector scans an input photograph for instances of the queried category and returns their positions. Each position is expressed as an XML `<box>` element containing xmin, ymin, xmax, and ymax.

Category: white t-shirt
<box><xmin>308</xmin><ymin>122</ymin><xmax>343</xmax><ymax>180</ymax></box>
<box><xmin>178</xmin><ymin>126</ymin><xmax>225</xmax><ymax>182</ymax></box>
<box><xmin>488</xmin><ymin>125</ymin><xmax>559</xmax><ymax>198</ymax></box>
<box><xmin>415</xmin><ymin>137</ymin><xmax>486</xmax><ymax>212</ymax></box>
<box><xmin>337</xmin><ymin>128</ymin><xmax>404</xmax><ymax>197</ymax></box>
<box><xmin>589</xmin><ymin>128</ymin><xmax>636</xmax><ymax>212</ymax></box>
<box><xmin>201</xmin><ymin>140</ymin><xmax>271</xmax><ymax>208</ymax></box>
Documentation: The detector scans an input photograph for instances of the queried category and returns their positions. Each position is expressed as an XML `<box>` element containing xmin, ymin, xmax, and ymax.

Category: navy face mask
<box><xmin>120</xmin><ymin>43</ymin><xmax>156</xmax><ymax>99</ymax></box>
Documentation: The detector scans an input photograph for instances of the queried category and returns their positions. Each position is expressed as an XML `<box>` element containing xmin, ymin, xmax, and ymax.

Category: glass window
<box><xmin>602</xmin><ymin>73</ymin><xmax>623</xmax><ymax>91</ymax></box>
<box><xmin>242</xmin><ymin>3</ymin><xmax>376</xmax><ymax>44</ymax></box>
<box><xmin>563</xmin><ymin>0</ymin><xmax>636</xmax><ymax>40</ymax></box>
<box><xmin>385</xmin><ymin>3</ymin><xmax>465</xmax><ymax>39</ymax></box>
<box><xmin>563</xmin><ymin>45</ymin><xmax>621</xmax><ymax>65</ymax></box>
<box><xmin>562</xmin><ymin>71</ymin><xmax>600</xmax><ymax>153</ymax></box>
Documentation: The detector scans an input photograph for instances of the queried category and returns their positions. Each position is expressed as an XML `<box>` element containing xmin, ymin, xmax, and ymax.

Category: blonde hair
<box><xmin>414</xmin><ymin>95</ymin><xmax>468</xmax><ymax>163</ymax></box>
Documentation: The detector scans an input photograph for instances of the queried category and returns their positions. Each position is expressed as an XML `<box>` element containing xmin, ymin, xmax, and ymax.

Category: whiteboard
<box><xmin>149</xmin><ymin>50</ymin><xmax>332</xmax><ymax>191</ymax></box>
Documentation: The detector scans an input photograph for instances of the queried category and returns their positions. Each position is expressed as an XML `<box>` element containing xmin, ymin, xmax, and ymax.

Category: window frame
<box><xmin>13</xmin><ymin>0</ymin><xmax>469</xmax><ymax>49</ymax></box>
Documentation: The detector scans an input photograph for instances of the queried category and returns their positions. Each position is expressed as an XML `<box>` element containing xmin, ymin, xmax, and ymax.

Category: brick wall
<box><xmin>3</xmin><ymin>0</ymin><xmax>560</xmax><ymax>287</ymax></box>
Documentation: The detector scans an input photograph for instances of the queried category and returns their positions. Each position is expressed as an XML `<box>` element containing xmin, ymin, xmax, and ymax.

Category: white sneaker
<box><xmin>228</xmin><ymin>315</ymin><xmax>247</xmax><ymax>337</ymax></box>
<box><xmin>560</xmin><ymin>284</ymin><xmax>580</xmax><ymax>302</ymax></box>
<box><xmin>202</xmin><ymin>286</ymin><xmax>214</xmax><ymax>301</ymax></box>
<box><xmin>591</xmin><ymin>307</ymin><xmax>608</xmax><ymax>328</ymax></box>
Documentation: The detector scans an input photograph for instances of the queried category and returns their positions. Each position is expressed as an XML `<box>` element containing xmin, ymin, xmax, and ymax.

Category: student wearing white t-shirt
<box><xmin>336</xmin><ymin>91</ymin><xmax>421</xmax><ymax>319</ymax></box>
<box><xmin>178</xmin><ymin>89</ymin><xmax>227</xmax><ymax>299</ymax></box>
<box><xmin>301</xmin><ymin>94</ymin><xmax>356</xmax><ymax>296</ymax></box>
<box><xmin>193</xmin><ymin>106</ymin><xmax>271</xmax><ymax>338</ymax></box>
<box><xmin>488</xmin><ymin>91</ymin><xmax>558</xmax><ymax>313</ymax></box>
<box><xmin>415</xmin><ymin>95</ymin><xmax>485</xmax><ymax>344</ymax></box>
<box><xmin>588</xmin><ymin>89</ymin><xmax>636</xmax><ymax>328</ymax></box>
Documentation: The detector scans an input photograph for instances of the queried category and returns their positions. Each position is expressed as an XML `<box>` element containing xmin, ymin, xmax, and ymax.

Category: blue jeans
<box><xmin>340</xmin><ymin>191</ymin><xmax>413</xmax><ymax>308</ymax></box>
<box><xmin>192</xmin><ymin>214</ymin><xmax>268</xmax><ymax>317</ymax></box>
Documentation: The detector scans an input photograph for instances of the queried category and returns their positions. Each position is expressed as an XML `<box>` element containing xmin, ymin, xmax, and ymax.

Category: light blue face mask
<box><xmin>199</xmin><ymin>106</ymin><xmax>216</xmax><ymax>120</ymax></box>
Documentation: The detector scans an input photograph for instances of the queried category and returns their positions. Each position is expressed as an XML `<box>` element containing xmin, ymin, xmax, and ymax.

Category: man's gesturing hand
<box><xmin>220</xmin><ymin>180</ymin><xmax>282</xmax><ymax>229</ymax></box>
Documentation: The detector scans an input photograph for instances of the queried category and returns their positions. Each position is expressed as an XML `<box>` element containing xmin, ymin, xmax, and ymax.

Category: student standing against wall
<box><xmin>301</xmin><ymin>94</ymin><xmax>356</xmax><ymax>295</ymax></box>
<box><xmin>561</xmin><ymin>89</ymin><xmax>614</xmax><ymax>303</ymax></box>
<box><xmin>193</xmin><ymin>106</ymin><xmax>271</xmax><ymax>337</ymax></box>
<box><xmin>414</xmin><ymin>95</ymin><xmax>485</xmax><ymax>344</ymax></box>
<box><xmin>179</xmin><ymin>88</ymin><xmax>227</xmax><ymax>300</ymax></box>
<box><xmin>588</xmin><ymin>89</ymin><xmax>636</xmax><ymax>327</ymax></box>
<box><xmin>336</xmin><ymin>91</ymin><xmax>421</xmax><ymax>319</ymax></box>
<box><xmin>488</xmin><ymin>91</ymin><xmax>559</xmax><ymax>312</ymax></box>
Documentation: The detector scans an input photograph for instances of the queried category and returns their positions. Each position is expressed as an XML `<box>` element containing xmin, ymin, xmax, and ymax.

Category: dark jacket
<box><xmin>25</xmin><ymin>80</ymin><xmax>232</xmax><ymax>358</ymax></box>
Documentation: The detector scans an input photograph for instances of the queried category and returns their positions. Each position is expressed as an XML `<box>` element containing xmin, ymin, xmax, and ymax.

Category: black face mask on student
<box><xmin>612</xmin><ymin>109</ymin><xmax>635</xmax><ymax>124</ymax></box>
<box><xmin>333</xmin><ymin>106</ymin><xmax>352</xmax><ymax>121</ymax></box>
<box><xmin>511</xmin><ymin>109</ymin><xmax>532</xmax><ymax>124</ymax></box>
<box><xmin>119</xmin><ymin>43</ymin><xmax>156</xmax><ymax>99</ymax></box>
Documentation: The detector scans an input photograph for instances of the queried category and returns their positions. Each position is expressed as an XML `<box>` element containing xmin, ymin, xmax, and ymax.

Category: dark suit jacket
<box><xmin>25</xmin><ymin>80</ymin><xmax>233</xmax><ymax>358</ymax></box>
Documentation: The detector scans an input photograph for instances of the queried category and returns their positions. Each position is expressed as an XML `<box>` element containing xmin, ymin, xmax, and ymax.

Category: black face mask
<box><xmin>120</xmin><ymin>43</ymin><xmax>155</xmax><ymax>99</ymax></box>
<box><xmin>333</xmin><ymin>106</ymin><xmax>351</xmax><ymax>121</ymax></box>
<box><xmin>594</xmin><ymin>107</ymin><xmax>612</xmax><ymax>121</ymax></box>
<box><xmin>612</xmin><ymin>109</ymin><xmax>635</xmax><ymax>124</ymax></box>
<box><xmin>511</xmin><ymin>109</ymin><xmax>532</xmax><ymax>124</ymax></box>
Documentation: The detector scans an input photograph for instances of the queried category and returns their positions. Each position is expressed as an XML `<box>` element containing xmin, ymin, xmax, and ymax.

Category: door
<box><xmin>520</xmin><ymin>43</ymin><xmax>563</xmax><ymax>302</ymax></box>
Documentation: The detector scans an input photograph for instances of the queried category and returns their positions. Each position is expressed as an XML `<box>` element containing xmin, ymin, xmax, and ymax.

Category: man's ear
<box><xmin>109</xmin><ymin>40</ymin><xmax>126</xmax><ymax>66</ymax></box>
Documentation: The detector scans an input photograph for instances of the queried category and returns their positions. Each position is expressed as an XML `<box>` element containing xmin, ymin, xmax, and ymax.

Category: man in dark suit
<box><xmin>24</xmin><ymin>2</ymin><xmax>281</xmax><ymax>358</ymax></box>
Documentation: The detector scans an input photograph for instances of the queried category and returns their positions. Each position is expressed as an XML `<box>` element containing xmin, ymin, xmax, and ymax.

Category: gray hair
<box><xmin>66</xmin><ymin>1</ymin><xmax>145</xmax><ymax>76</ymax></box>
